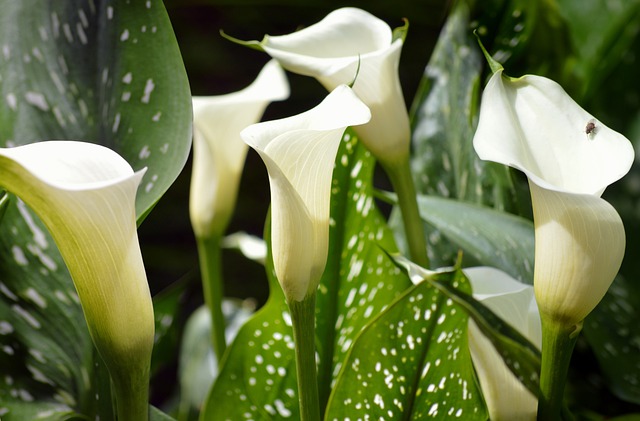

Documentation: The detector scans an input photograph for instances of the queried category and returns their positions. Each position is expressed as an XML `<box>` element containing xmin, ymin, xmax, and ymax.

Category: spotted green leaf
<box><xmin>0</xmin><ymin>0</ymin><xmax>190</xmax><ymax>418</ymax></box>
<box><xmin>315</xmin><ymin>132</ymin><xmax>413</xmax><ymax>409</ymax></box>
<box><xmin>391</xmin><ymin>254</ymin><xmax>541</xmax><ymax>399</ymax></box>
<box><xmin>409</xmin><ymin>1</ymin><xmax>517</xmax><ymax>209</ymax></box>
<box><xmin>325</xmin><ymin>265</ymin><xmax>488</xmax><ymax>420</ymax></box>
<box><xmin>201</xmin><ymin>131</ymin><xmax>412</xmax><ymax>419</ymax></box>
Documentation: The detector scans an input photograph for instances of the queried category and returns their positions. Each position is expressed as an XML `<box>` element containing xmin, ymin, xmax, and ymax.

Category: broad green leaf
<box><xmin>325</xmin><ymin>265</ymin><xmax>487</xmax><ymax>420</ymax></box>
<box><xmin>416</xmin><ymin>194</ymin><xmax>534</xmax><ymax>284</ymax></box>
<box><xmin>201</xmin><ymin>131</ymin><xmax>412</xmax><ymax>419</ymax></box>
<box><xmin>583</xmin><ymin>275</ymin><xmax>640</xmax><ymax>404</ymax></box>
<box><xmin>0</xmin><ymin>0</ymin><xmax>191</xmax><ymax>417</ymax></box>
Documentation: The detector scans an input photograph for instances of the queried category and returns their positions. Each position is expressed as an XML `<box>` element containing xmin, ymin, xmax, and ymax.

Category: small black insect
<box><xmin>585</xmin><ymin>119</ymin><xmax>597</xmax><ymax>140</ymax></box>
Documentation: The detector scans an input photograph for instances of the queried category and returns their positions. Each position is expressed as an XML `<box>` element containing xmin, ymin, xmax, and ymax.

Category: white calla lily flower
<box><xmin>190</xmin><ymin>60</ymin><xmax>289</xmax><ymax>238</ymax></box>
<box><xmin>473</xmin><ymin>69</ymin><xmax>634</xmax><ymax>325</ymax></box>
<box><xmin>241</xmin><ymin>85</ymin><xmax>370</xmax><ymax>302</ymax></box>
<box><xmin>0</xmin><ymin>141</ymin><xmax>153</xmax><ymax>411</ymax></box>
<box><xmin>465</xmin><ymin>267</ymin><xmax>541</xmax><ymax>421</ymax></box>
<box><xmin>258</xmin><ymin>7</ymin><xmax>410</xmax><ymax>167</ymax></box>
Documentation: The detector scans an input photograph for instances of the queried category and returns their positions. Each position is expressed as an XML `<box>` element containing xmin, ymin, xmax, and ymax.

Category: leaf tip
<box><xmin>473</xmin><ymin>30</ymin><xmax>503</xmax><ymax>75</ymax></box>
<box><xmin>220</xmin><ymin>30</ymin><xmax>265</xmax><ymax>52</ymax></box>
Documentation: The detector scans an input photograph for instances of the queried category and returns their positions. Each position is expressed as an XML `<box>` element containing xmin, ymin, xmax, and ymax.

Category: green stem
<box><xmin>383</xmin><ymin>155</ymin><xmax>430</xmax><ymax>268</ymax></box>
<box><xmin>289</xmin><ymin>293</ymin><xmax>321</xmax><ymax>421</ymax></box>
<box><xmin>537</xmin><ymin>317</ymin><xmax>580</xmax><ymax>421</ymax></box>
<box><xmin>112</xmin><ymin>363</ymin><xmax>150</xmax><ymax>421</ymax></box>
<box><xmin>197</xmin><ymin>235</ymin><xmax>227</xmax><ymax>361</ymax></box>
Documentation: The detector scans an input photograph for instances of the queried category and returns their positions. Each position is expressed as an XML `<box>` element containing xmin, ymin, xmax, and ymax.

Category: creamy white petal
<box><xmin>263</xmin><ymin>8</ymin><xmax>392</xmax><ymax>77</ymax></box>
<box><xmin>242</xmin><ymin>85</ymin><xmax>370</xmax><ymax>301</ymax></box>
<box><xmin>261</xmin><ymin>7</ymin><xmax>409</xmax><ymax>166</ymax></box>
<box><xmin>473</xmin><ymin>70</ymin><xmax>634</xmax><ymax>195</ymax></box>
<box><xmin>0</xmin><ymin>141</ymin><xmax>153</xmax><ymax>369</ymax></box>
<box><xmin>222</xmin><ymin>232</ymin><xmax>267</xmax><ymax>265</ymax></box>
<box><xmin>473</xmin><ymin>69</ymin><xmax>633</xmax><ymax>325</ymax></box>
<box><xmin>465</xmin><ymin>267</ymin><xmax>541</xmax><ymax>421</ymax></box>
<box><xmin>529</xmin><ymin>181</ymin><xmax>626</xmax><ymax>324</ymax></box>
<box><xmin>190</xmin><ymin>60</ymin><xmax>289</xmax><ymax>237</ymax></box>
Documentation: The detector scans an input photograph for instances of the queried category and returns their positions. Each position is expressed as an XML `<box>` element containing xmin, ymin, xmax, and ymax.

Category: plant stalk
<box><xmin>197</xmin><ymin>235</ymin><xmax>227</xmax><ymax>361</ymax></box>
<box><xmin>537</xmin><ymin>316</ymin><xmax>580</xmax><ymax>421</ymax></box>
<box><xmin>112</xmin><ymin>364</ymin><xmax>150</xmax><ymax>421</ymax></box>
<box><xmin>383</xmin><ymin>155</ymin><xmax>430</xmax><ymax>268</ymax></box>
<box><xmin>289</xmin><ymin>293</ymin><xmax>321</xmax><ymax>421</ymax></box>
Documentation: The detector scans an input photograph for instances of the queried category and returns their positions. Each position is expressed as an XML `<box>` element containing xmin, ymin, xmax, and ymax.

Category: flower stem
<box><xmin>537</xmin><ymin>316</ymin><xmax>580</xmax><ymax>421</ymax></box>
<box><xmin>289</xmin><ymin>293</ymin><xmax>321</xmax><ymax>421</ymax></box>
<box><xmin>196</xmin><ymin>235</ymin><xmax>227</xmax><ymax>361</ymax></box>
<box><xmin>383</xmin><ymin>155</ymin><xmax>430</xmax><ymax>268</ymax></box>
<box><xmin>111</xmin><ymin>363</ymin><xmax>150</xmax><ymax>421</ymax></box>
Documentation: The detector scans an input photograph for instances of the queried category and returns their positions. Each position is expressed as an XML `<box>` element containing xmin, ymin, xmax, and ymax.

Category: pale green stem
<box><xmin>196</xmin><ymin>235</ymin><xmax>227</xmax><ymax>361</ymax></box>
<box><xmin>289</xmin><ymin>293</ymin><xmax>321</xmax><ymax>421</ymax></box>
<box><xmin>382</xmin><ymin>155</ymin><xmax>430</xmax><ymax>268</ymax></box>
<box><xmin>537</xmin><ymin>316</ymin><xmax>580</xmax><ymax>421</ymax></box>
<box><xmin>111</xmin><ymin>363</ymin><xmax>150</xmax><ymax>421</ymax></box>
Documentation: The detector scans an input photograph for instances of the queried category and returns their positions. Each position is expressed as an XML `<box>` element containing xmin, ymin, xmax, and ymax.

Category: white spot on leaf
<box><xmin>141</xmin><ymin>78</ymin><xmax>155</xmax><ymax>103</ymax></box>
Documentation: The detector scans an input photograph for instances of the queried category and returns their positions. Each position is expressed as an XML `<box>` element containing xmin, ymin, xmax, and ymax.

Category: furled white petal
<box><xmin>0</xmin><ymin>141</ymin><xmax>153</xmax><ymax>377</ymax></box>
<box><xmin>473</xmin><ymin>69</ymin><xmax>633</xmax><ymax>325</ymax></box>
<box><xmin>222</xmin><ymin>231</ymin><xmax>267</xmax><ymax>265</ymax></box>
<box><xmin>529</xmin><ymin>182</ymin><xmax>625</xmax><ymax>324</ymax></box>
<box><xmin>465</xmin><ymin>267</ymin><xmax>541</xmax><ymax>421</ymax></box>
<box><xmin>261</xmin><ymin>7</ymin><xmax>410</xmax><ymax>166</ymax></box>
<box><xmin>190</xmin><ymin>60</ymin><xmax>289</xmax><ymax>237</ymax></box>
<box><xmin>473</xmin><ymin>69</ymin><xmax>634</xmax><ymax>195</ymax></box>
<box><xmin>242</xmin><ymin>85</ymin><xmax>370</xmax><ymax>302</ymax></box>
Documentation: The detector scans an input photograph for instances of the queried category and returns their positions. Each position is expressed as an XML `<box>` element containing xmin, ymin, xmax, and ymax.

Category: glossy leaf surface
<box><xmin>325</xmin><ymin>266</ymin><xmax>488</xmax><ymax>420</ymax></box>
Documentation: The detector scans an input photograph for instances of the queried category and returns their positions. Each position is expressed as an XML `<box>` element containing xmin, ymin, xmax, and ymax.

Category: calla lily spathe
<box><xmin>190</xmin><ymin>60</ymin><xmax>289</xmax><ymax>238</ymax></box>
<box><xmin>0</xmin><ymin>141</ymin><xmax>154</xmax><ymax>404</ymax></box>
<box><xmin>256</xmin><ymin>7</ymin><xmax>410</xmax><ymax>167</ymax></box>
<box><xmin>465</xmin><ymin>267</ymin><xmax>541</xmax><ymax>421</ymax></box>
<box><xmin>241</xmin><ymin>85</ymin><xmax>371</xmax><ymax>302</ymax></box>
<box><xmin>473</xmin><ymin>69</ymin><xmax>634</xmax><ymax>325</ymax></box>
